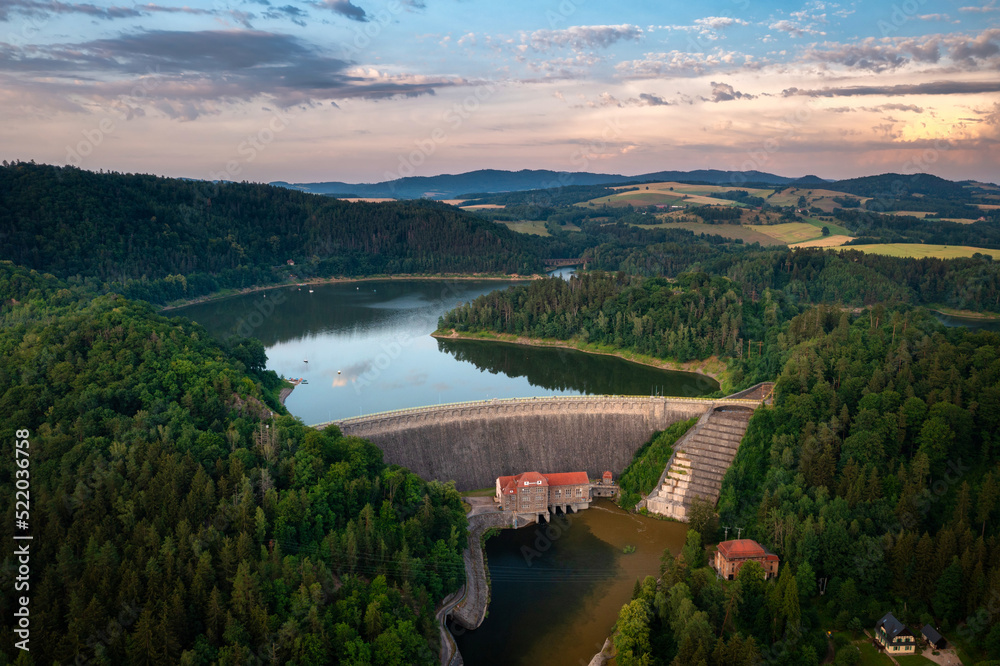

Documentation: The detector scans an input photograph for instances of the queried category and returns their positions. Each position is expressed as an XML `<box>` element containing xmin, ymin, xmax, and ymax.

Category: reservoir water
<box><xmin>173</xmin><ymin>278</ymin><xmax>718</xmax><ymax>424</ymax></box>
<box><xmin>453</xmin><ymin>500</ymin><xmax>688</xmax><ymax>666</ymax></box>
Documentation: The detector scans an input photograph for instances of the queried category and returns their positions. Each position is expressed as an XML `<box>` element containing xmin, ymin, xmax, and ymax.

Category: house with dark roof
<box><xmin>875</xmin><ymin>613</ymin><xmax>915</xmax><ymax>655</ymax></box>
<box><xmin>713</xmin><ymin>539</ymin><xmax>779</xmax><ymax>580</ymax></box>
<box><xmin>922</xmin><ymin>624</ymin><xmax>947</xmax><ymax>650</ymax></box>
<box><xmin>495</xmin><ymin>471</ymin><xmax>593</xmax><ymax>518</ymax></box>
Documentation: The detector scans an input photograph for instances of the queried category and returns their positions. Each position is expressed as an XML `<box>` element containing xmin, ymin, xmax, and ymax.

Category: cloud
<box><xmin>769</xmin><ymin>19</ymin><xmax>824</xmax><ymax>37</ymax></box>
<box><xmin>316</xmin><ymin>0</ymin><xmax>368</xmax><ymax>21</ymax></box>
<box><xmin>917</xmin><ymin>13</ymin><xmax>950</xmax><ymax>21</ymax></box>
<box><xmin>694</xmin><ymin>16</ymin><xmax>748</xmax><ymax>30</ymax></box>
<box><xmin>783</xmin><ymin>80</ymin><xmax>1000</xmax><ymax>97</ymax></box>
<box><xmin>0</xmin><ymin>0</ymin><xmax>212</xmax><ymax>21</ymax></box>
<box><xmin>263</xmin><ymin>5</ymin><xmax>309</xmax><ymax>26</ymax></box>
<box><xmin>638</xmin><ymin>92</ymin><xmax>671</xmax><ymax>106</ymax></box>
<box><xmin>522</xmin><ymin>24</ymin><xmax>643</xmax><ymax>51</ymax></box>
<box><xmin>0</xmin><ymin>30</ymin><xmax>453</xmax><ymax>116</ymax></box>
<box><xmin>803</xmin><ymin>29</ymin><xmax>1000</xmax><ymax>72</ymax></box>
<box><xmin>705</xmin><ymin>81</ymin><xmax>756</xmax><ymax>102</ymax></box>
<box><xmin>616</xmin><ymin>49</ymin><xmax>748</xmax><ymax>77</ymax></box>
<box><xmin>959</xmin><ymin>0</ymin><xmax>999</xmax><ymax>12</ymax></box>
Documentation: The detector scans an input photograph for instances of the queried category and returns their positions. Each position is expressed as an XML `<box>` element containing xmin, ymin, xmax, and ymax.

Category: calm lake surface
<box><xmin>173</xmin><ymin>277</ymin><xmax>718</xmax><ymax>424</ymax></box>
<box><xmin>453</xmin><ymin>500</ymin><xmax>688</xmax><ymax>666</ymax></box>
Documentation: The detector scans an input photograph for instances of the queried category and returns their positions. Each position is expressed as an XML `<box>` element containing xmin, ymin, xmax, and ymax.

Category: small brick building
<box><xmin>713</xmin><ymin>539</ymin><xmax>779</xmax><ymax>580</ymax></box>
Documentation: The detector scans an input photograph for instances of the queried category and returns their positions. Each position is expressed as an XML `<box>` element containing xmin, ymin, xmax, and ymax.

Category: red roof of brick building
<box><xmin>543</xmin><ymin>471</ymin><xmax>589</xmax><ymax>486</ymax></box>
<box><xmin>717</xmin><ymin>539</ymin><xmax>768</xmax><ymax>559</ymax></box>
<box><xmin>497</xmin><ymin>471</ymin><xmax>587</xmax><ymax>493</ymax></box>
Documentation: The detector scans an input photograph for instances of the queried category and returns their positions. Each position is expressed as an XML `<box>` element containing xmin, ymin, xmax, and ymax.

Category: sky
<box><xmin>1</xmin><ymin>0</ymin><xmax>999</xmax><ymax>183</ymax></box>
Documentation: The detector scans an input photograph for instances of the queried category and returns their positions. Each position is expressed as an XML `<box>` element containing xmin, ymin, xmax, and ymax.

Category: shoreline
<box><xmin>159</xmin><ymin>272</ymin><xmax>543</xmax><ymax>311</ymax></box>
<box><xmin>929</xmin><ymin>307</ymin><xmax>1000</xmax><ymax>321</ymax></box>
<box><xmin>431</xmin><ymin>329</ymin><xmax>728</xmax><ymax>388</ymax></box>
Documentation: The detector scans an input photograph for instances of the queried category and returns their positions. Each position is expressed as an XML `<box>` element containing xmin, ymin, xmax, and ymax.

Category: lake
<box><xmin>173</xmin><ymin>277</ymin><xmax>718</xmax><ymax>424</ymax></box>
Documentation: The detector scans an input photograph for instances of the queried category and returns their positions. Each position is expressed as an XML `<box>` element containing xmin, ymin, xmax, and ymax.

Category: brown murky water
<box><xmin>452</xmin><ymin>499</ymin><xmax>688</xmax><ymax>665</ymax></box>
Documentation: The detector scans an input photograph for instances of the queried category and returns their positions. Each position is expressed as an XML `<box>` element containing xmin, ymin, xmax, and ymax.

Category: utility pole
<box><xmin>735</xmin><ymin>526</ymin><xmax>743</xmax><ymax>540</ymax></box>
<box><xmin>722</xmin><ymin>526</ymin><xmax>731</xmax><ymax>540</ymax></box>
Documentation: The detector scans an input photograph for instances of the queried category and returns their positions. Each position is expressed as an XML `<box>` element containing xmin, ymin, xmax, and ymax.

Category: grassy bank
<box><xmin>432</xmin><ymin>328</ymin><xmax>729</xmax><ymax>390</ymax></box>
<box><xmin>617</xmin><ymin>418</ymin><xmax>698</xmax><ymax>510</ymax></box>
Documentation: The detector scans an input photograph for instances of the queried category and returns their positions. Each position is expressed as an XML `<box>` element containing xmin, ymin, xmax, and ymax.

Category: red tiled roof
<box><xmin>602</xmin><ymin>471</ymin><xmax>613</xmax><ymax>479</ymax></box>
<box><xmin>519</xmin><ymin>471</ymin><xmax>548</xmax><ymax>486</ymax></box>
<box><xmin>717</xmin><ymin>539</ymin><xmax>767</xmax><ymax>559</ymax></box>
<box><xmin>543</xmin><ymin>471</ymin><xmax>589</xmax><ymax>486</ymax></box>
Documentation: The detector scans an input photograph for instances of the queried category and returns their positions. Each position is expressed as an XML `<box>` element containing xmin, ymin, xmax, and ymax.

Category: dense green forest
<box><xmin>710</xmin><ymin>306</ymin><xmax>1000</xmax><ymax>662</ymax></box>
<box><xmin>0</xmin><ymin>162</ymin><xmax>544</xmax><ymax>304</ymax></box>
<box><xmin>0</xmin><ymin>264</ymin><xmax>467</xmax><ymax>665</ymax></box>
<box><xmin>587</xmin><ymin>306</ymin><xmax>1000</xmax><ymax>665</ymax></box>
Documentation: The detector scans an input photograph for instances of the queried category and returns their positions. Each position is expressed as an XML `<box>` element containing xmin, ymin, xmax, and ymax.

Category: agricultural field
<box><xmin>648</xmin><ymin>221</ymin><xmax>784</xmax><ymax>245</ymax></box>
<box><xmin>582</xmin><ymin>190</ymin><xmax>686</xmax><ymax>207</ymax></box>
<box><xmin>886</xmin><ymin>210</ymin><xmax>932</xmax><ymax>218</ymax></box>
<box><xmin>749</xmin><ymin>222</ymin><xmax>837</xmax><ymax>244</ymax></box>
<box><xmin>498</xmin><ymin>220</ymin><xmax>550</xmax><ymax>235</ymax></box>
<box><xmin>789</xmin><ymin>234</ymin><xmax>853</xmax><ymax>248</ymax></box>
<box><xmin>843</xmin><ymin>243</ymin><xmax>1000</xmax><ymax>259</ymax></box>
<box><xmin>767</xmin><ymin>186</ymin><xmax>872</xmax><ymax>212</ymax></box>
<box><xmin>582</xmin><ymin>180</ymin><xmax>772</xmax><ymax>208</ymax></box>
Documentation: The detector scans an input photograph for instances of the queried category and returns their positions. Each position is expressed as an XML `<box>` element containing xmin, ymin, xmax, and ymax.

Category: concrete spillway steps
<box><xmin>645</xmin><ymin>408</ymin><xmax>754</xmax><ymax>520</ymax></box>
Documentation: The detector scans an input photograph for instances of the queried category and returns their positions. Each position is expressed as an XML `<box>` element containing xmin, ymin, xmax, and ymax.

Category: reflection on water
<box><xmin>453</xmin><ymin>500</ymin><xmax>687</xmax><ymax>666</ymax></box>
<box><xmin>933</xmin><ymin>311</ymin><xmax>1000</xmax><ymax>332</ymax></box>
<box><xmin>174</xmin><ymin>279</ymin><xmax>717</xmax><ymax>424</ymax></box>
<box><xmin>438</xmin><ymin>338</ymin><xmax>717</xmax><ymax>397</ymax></box>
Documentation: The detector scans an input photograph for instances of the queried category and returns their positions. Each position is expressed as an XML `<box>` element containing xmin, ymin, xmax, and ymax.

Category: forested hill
<box><xmin>0</xmin><ymin>162</ymin><xmax>543</xmax><ymax>303</ymax></box>
<box><xmin>0</xmin><ymin>263</ymin><xmax>468</xmax><ymax>664</ymax></box>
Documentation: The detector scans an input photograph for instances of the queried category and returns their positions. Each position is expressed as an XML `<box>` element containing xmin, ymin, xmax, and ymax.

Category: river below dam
<box><xmin>173</xmin><ymin>276</ymin><xmax>718</xmax><ymax>423</ymax></box>
<box><xmin>454</xmin><ymin>500</ymin><xmax>688</xmax><ymax>666</ymax></box>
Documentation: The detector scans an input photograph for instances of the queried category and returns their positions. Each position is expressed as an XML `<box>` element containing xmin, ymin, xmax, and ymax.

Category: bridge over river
<box><xmin>313</xmin><ymin>383</ymin><xmax>773</xmax><ymax>492</ymax></box>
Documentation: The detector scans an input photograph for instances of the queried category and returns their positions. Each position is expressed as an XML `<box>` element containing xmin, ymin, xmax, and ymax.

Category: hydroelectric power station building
<box><xmin>495</xmin><ymin>470</ymin><xmax>614</xmax><ymax>521</ymax></box>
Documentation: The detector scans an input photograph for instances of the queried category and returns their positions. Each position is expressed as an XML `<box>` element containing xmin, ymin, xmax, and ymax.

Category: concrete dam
<box><xmin>314</xmin><ymin>392</ymin><xmax>769</xmax><ymax>491</ymax></box>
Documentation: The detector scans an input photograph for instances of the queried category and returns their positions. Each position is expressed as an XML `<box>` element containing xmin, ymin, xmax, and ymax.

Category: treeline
<box><xmin>718</xmin><ymin>305</ymin><xmax>1000</xmax><ymax>660</ymax></box>
<box><xmin>834</xmin><ymin>209</ymin><xmax>1000</xmax><ymax>247</ymax></box>
<box><xmin>458</xmin><ymin>184</ymin><xmax>634</xmax><ymax>207</ymax></box>
<box><xmin>0</xmin><ymin>162</ymin><xmax>544</xmax><ymax>303</ymax></box>
<box><xmin>586</xmin><ymin>245</ymin><xmax>1000</xmax><ymax>314</ymax></box>
<box><xmin>437</xmin><ymin>272</ymin><xmax>788</xmax><ymax>364</ymax></box>
<box><xmin>0</xmin><ymin>266</ymin><xmax>468</xmax><ymax>664</ymax></box>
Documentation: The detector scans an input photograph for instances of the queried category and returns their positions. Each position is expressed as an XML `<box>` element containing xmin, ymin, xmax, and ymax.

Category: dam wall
<box><xmin>319</xmin><ymin>396</ymin><xmax>758</xmax><ymax>490</ymax></box>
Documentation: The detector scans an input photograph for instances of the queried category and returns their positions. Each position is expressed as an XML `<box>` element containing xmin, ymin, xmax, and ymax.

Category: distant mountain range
<box><xmin>271</xmin><ymin>168</ymin><xmax>829</xmax><ymax>200</ymax></box>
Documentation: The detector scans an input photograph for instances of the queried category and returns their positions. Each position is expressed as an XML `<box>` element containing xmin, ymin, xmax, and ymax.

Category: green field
<box><xmin>843</xmin><ymin>243</ymin><xmax>1000</xmax><ymax>259</ymax></box>
<box><xmin>750</xmin><ymin>222</ymin><xmax>832</xmax><ymax>244</ymax></box>
<box><xmin>581</xmin><ymin>191</ymin><xmax>686</xmax><ymax>207</ymax></box>
<box><xmin>649</xmin><ymin>221</ymin><xmax>784</xmax><ymax>245</ymax></box>
<box><xmin>801</xmin><ymin>217</ymin><xmax>854</xmax><ymax>237</ymax></box>
<box><xmin>499</xmin><ymin>220</ymin><xmax>551</xmax><ymax>236</ymax></box>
